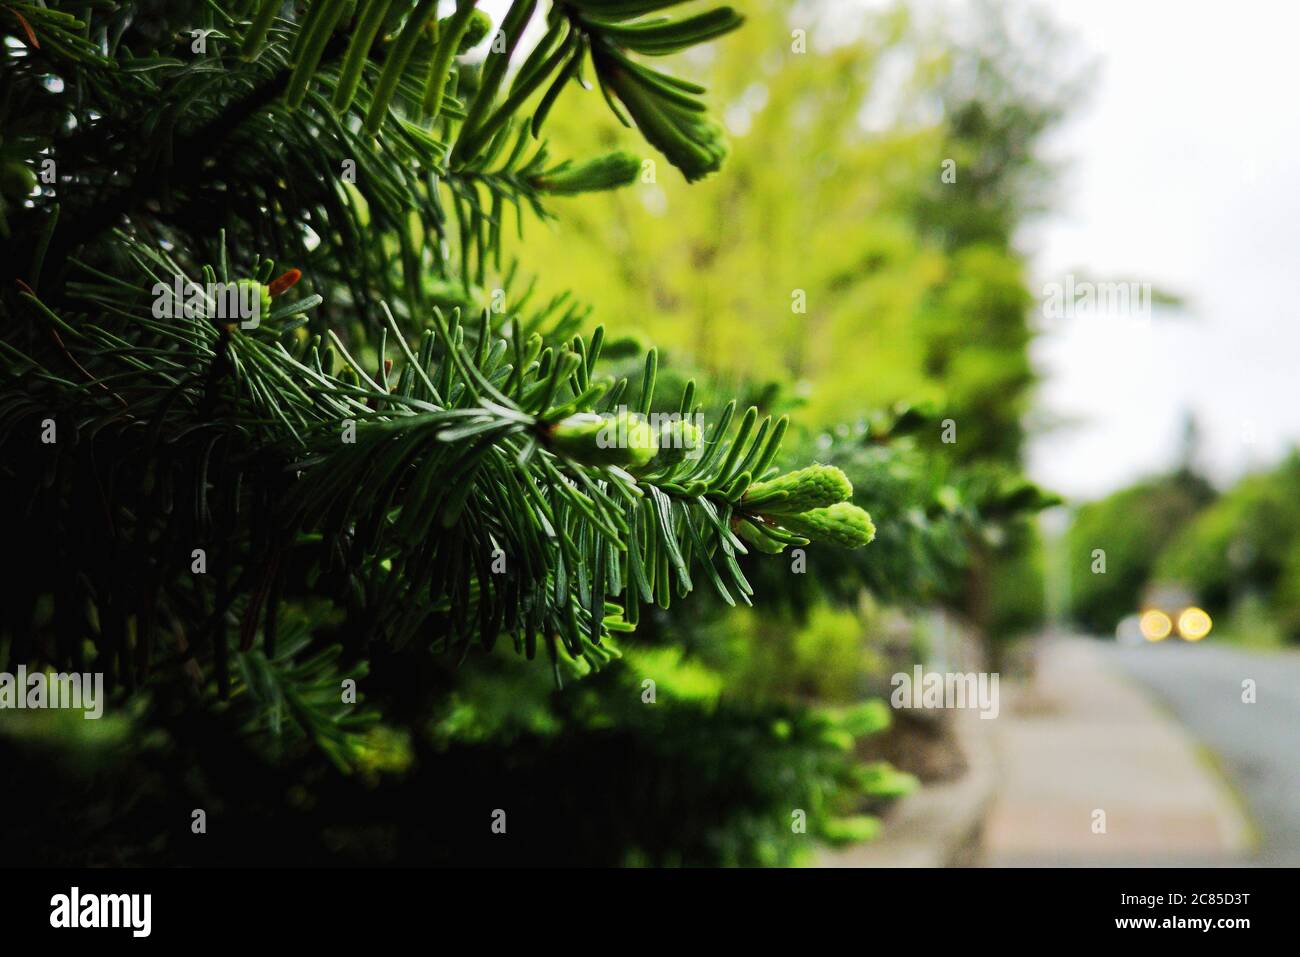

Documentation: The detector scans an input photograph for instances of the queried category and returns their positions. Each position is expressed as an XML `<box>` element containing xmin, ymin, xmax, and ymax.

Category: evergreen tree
<box><xmin>0</xmin><ymin>2</ymin><xmax>881</xmax><ymax>778</ymax></box>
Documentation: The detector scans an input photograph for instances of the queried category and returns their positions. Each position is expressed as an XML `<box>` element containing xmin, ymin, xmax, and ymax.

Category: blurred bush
<box><xmin>1066</xmin><ymin>469</ymin><xmax>1215</xmax><ymax>633</ymax></box>
<box><xmin>1155</xmin><ymin>453</ymin><xmax>1300</xmax><ymax>643</ymax></box>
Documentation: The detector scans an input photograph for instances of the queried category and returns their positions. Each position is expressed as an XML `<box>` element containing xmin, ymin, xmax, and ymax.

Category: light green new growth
<box><xmin>777</xmin><ymin>503</ymin><xmax>877</xmax><ymax>549</ymax></box>
<box><xmin>743</xmin><ymin>464</ymin><xmax>854</xmax><ymax>515</ymax></box>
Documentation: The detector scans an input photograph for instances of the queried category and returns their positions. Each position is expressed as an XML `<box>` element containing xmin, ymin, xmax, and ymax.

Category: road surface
<box><xmin>1100</xmin><ymin>639</ymin><xmax>1300</xmax><ymax>866</ymax></box>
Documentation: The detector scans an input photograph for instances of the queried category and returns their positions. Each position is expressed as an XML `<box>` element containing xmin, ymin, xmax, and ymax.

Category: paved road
<box><xmin>1100</xmin><ymin>639</ymin><xmax>1300</xmax><ymax>866</ymax></box>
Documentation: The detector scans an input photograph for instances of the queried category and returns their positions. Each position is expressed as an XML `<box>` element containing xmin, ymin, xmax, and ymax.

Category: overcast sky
<box><xmin>1021</xmin><ymin>0</ymin><xmax>1300</xmax><ymax>500</ymax></box>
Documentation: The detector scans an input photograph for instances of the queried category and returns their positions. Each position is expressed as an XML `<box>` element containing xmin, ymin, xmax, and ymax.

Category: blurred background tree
<box><xmin>509</xmin><ymin>0</ymin><xmax>1080</xmax><ymax>461</ymax></box>
<box><xmin>1155</xmin><ymin>452</ymin><xmax>1300</xmax><ymax>645</ymax></box>
<box><xmin>1066</xmin><ymin>468</ymin><xmax>1215</xmax><ymax>633</ymax></box>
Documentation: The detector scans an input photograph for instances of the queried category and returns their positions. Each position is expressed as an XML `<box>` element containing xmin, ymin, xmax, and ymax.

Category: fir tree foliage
<box><xmin>0</xmin><ymin>1</ymin><xmax>863</xmax><ymax>766</ymax></box>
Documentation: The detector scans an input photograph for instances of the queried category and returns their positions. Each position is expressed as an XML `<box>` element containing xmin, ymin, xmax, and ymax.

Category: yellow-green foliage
<box><xmin>710</xmin><ymin>603</ymin><xmax>886</xmax><ymax>704</ymax></box>
<box><xmin>505</xmin><ymin>1</ymin><xmax>1039</xmax><ymax>456</ymax></box>
<box><xmin>1067</xmin><ymin>471</ymin><xmax>1214</xmax><ymax>632</ymax></box>
<box><xmin>1156</xmin><ymin>454</ymin><xmax>1300</xmax><ymax>641</ymax></box>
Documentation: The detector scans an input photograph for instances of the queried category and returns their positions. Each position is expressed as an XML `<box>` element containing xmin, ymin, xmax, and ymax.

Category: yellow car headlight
<box><xmin>1139</xmin><ymin>609</ymin><xmax>1173</xmax><ymax>641</ymax></box>
<box><xmin>1177</xmin><ymin>607</ymin><xmax>1212</xmax><ymax>641</ymax></box>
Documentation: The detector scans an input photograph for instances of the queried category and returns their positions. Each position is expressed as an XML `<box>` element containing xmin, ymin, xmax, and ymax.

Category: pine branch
<box><xmin>3</xmin><ymin>236</ymin><xmax>873</xmax><ymax>692</ymax></box>
<box><xmin>0</xmin><ymin>1</ymin><xmax>869</xmax><ymax>772</ymax></box>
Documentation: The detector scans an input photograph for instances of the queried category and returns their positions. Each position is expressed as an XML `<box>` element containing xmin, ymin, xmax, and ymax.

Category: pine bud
<box><xmin>650</xmin><ymin>417</ymin><xmax>702</xmax><ymax>467</ymax></box>
<box><xmin>742</xmin><ymin>464</ymin><xmax>853</xmax><ymax>515</ymax></box>
<box><xmin>549</xmin><ymin>411</ymin><xmax>658</xmax><ymax>469</ymax></box>
<box><xmin>532</xmin><ymin>151</ymin><xmax>642</xmax><ymax>195</ymax></box>
<box><xmin>777</xmin><ymin>503</ymin><xmax>876</xmax><ymax>549</ymax></box>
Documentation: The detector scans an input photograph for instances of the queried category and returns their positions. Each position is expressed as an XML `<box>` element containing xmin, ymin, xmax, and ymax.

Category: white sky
<box><xmin>1022</xmin><ymin>0</ymin><xmax>1300</xmax><ymax>499</ymax></box>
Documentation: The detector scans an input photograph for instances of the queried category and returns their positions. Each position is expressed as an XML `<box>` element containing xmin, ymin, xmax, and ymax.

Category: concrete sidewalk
<box><xmin>983</xmin><ymin>636</ymin><xmax>1255</xmax><ymax>865</ymax></box>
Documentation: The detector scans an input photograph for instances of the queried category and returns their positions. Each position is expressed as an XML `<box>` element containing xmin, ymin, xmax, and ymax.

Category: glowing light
<box><xmin>1177</xmin><ymin>607</ymin><xmax>1212</xmax><ymax>641</ymax></box>
<box><xmin>1140</xmin><ymin>609</ymin><xmax>1173</xmax><ymax>641</ymax></box>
